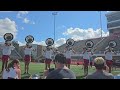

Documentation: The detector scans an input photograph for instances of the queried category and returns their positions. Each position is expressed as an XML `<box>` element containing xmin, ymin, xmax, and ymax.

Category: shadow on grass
<box><xmin>22</xmin><ymin>75</ymin><xmax>31</xmax><ymax>79</ymax></box>
<box><xmin>76</xmin><ymin>75</ymin><xmax>87</xmax><ymax>79</ymax></box>
<box><xmin>76</xmin><ymin>75</ymin><xmax>86</xmax><ymax>79</ymax></box>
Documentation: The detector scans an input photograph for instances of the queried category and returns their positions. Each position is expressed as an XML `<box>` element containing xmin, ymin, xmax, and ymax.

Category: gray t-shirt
<box><xmin>46</xmin><ymin>69</ymin><xmax>76</xmax><ymax>79</ymax></box>
<box><xmin>86</xmin><ymin>71</ymin><xmax>114</xmax><ymax>79</ymax></box>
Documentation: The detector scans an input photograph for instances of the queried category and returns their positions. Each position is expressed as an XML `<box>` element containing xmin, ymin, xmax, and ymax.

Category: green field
<box><xmin>0</xmin><ymin>61</ymin><xmax>120</xmax><ymax>79</ymax></box>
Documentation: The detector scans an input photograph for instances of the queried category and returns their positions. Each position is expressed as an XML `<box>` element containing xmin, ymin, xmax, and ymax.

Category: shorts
<box><xmin>2</xmin><ymin>55</ymin><xmax>10</xmax><ymax>62</ymax></box>
<box><xmin>83</xmin><ymin>59</ymin><xmax>89</xmax><ymax>67</ymax></box>
<box><xmin>66</xmin><ymin>59</ymin><xmax>71</xmax><ymax>64</ymax></box>
<box><xmin>24</xmin><ymin>55</ymin><xmax>31</xmax><ymax>63</ymax></box>
<box><xmin>45</xmin><ymin>58</ymin><xmax>52</xmax><ymax>64</ymax></box>
<box><xmin>106</xmin><ymin>60</ymin><xmax>113</xmax><ymax>67</ymax></box>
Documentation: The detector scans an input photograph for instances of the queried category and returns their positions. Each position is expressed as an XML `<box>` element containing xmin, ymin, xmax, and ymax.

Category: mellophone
<box><xmin>108</xmin><ymin>40</ymin><xmax>117</xmax><ymax>48</ymax></box>
<box><xmin>45</xmin><ymin>38</ymin><xmax>54</xmax><ymax>46</ymax></box>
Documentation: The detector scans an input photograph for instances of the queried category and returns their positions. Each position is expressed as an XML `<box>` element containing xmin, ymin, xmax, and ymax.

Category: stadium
<box><xmin>0</xmin><ymin>11</ymin><xmax>120</xmax><ymax>79</ymax></box>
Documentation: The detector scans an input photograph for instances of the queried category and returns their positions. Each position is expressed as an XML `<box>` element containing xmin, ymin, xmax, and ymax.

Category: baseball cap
<box><xmin>94</xmin><ymin>57</ymin><xmax>105</xmax><ymax>65</ymax></box>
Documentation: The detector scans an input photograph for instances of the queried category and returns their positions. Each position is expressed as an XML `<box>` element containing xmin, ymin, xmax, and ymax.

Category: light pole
<box><xmin>99</xmin><ymin>11</ymin><xmax>103</xmax><ymax>38</ymax></box>
<box><xmin>52</xmin><ymin>12</ymin><xmax>57</xmax><ymax>47</ymax></box>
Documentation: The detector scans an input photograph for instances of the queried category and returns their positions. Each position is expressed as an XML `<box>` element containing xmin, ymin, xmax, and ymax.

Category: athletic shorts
<box><xmin>45</xmin><ymin>58</ymin><xmax>52</xmax><ymax>64</ymax></box>
<box><xmin>83</xmin><ymin>59</ymin><xmax>89</xmax><ymax>67</ymax></box>
<box><xmin>66</xmin><ymin>59</ymin><xmax>71</xmax><ymax>64</ymax></box>
<box><xmin>2</xmin><ymin>55</ymin><xmax>10</xmax><ymax>62</ymax></box>
<box><xmin>24</xmin><ymin>55</ymin><xmax>31</xmax><ymax>63</ymax></box>
<box><xmin>106</xmin><ymin>60</ymin><xmax>113</xmax><ymax>67</ymax></box>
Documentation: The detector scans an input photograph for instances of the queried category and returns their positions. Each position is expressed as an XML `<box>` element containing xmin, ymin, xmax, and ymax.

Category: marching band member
<box><xmin>0</xmin><ymin>41</ymin><xmax>15</xmax><ymax>73</ymax></box>
<box><xmin>88</xmin><ymin>48</ymin><xmax>94</xmax><ymax>68</ymax></box>
<box><xmin>104</xmin><ymin>47</ymin><xmax>116</xmax><ymax>73</ymax></box>
<box><xmin>23</xmin><ymin>43</ymin><xmax>35</xmax><ymax>74</ymax></box>
<box><xmin>53</xmin><ymin>48</ymin><xmax>60</xmax><ymax>68</ymax></box>
<box><xmin>44</xmin><ymin>46</ymin><xmax>54</xmax><ymax>70</ymax></box>
<box><xmin>82</xmin><ymin>47</ymin><xmax>91</xmax><ymax>76</ymax></box>
<box><xmin>64</xmin><ymin>46</ymin><xmax>75</xmax><ymax>69</ymax></box>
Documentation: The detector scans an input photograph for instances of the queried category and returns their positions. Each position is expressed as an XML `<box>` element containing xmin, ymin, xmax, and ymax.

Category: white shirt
<box><xmin>24</xmin><ymin>47</ymin><xmax>33</xmax><ymax>56</ymax></box>
<box><xmin>65</xmin><ymin>50</ymin><xmax>73</xmax><ymax>59</ymax></box>
<box><xmin>44</xmin><ymin>50</ymin><xmax>53</xmax><ymax>59</ymax></box>
<box><xmin>1</xmin><ymin>44</ymin><xmax>15</xmax><ymax>55</ymax></box>
<box><xmin>83</xmin><ymin>51</ymin><xmax>90</xmax><ymax>60</ymax></box>
<box><xmin>2</xmin><ymin>68</ymin><xmax>18</xmax><ymax>79</ymax></box>
<box><xmin>2</xmin><ymin>69</ymin><xmax>9</xmax><ymax>79</ymax></box>
<box><xmin>105</xmin><ymin>52</ymin><xmax>113</xmax><ymax>60</ymax></box>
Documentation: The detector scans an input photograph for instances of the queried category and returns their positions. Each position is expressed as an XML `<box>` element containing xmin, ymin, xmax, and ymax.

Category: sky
<box><xmin>0</xmin><ymin>11</ymin><xmax>110</xmax><ymax>47</ymax></box>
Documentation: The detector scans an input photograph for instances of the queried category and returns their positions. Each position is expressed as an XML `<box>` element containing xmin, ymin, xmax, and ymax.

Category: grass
<box><xmin>0</xmin><ymin>60</ymin><xmax>120</xmax><ymax>79</ymax></box>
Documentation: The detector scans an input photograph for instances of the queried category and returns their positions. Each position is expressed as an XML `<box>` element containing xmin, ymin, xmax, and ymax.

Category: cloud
<box><xmin>18</xmin><ymin>41</ymin><xmax>25</xmax><ymax>46</ymax></box>
<box><xmin>23</xmin><ymin>18</ymin><xmax>35</xmax><ymax>24</ymax></box>
<box><xmin>55</xmin><ymin>38</ymin><xmax>66</xmax><ymax>47</ymax></box>
<box><xmin>63</xmin><ymin>27</ymin><xmax>109</xmax><ymax>41</ymax></box>
<box><xmin>0</xmin><ymin>18</ymin><xmax>18</xmax><ymax>38</ymax></box>
<box><xmin>23</xmin><ymin>18</ymin><xmax>30</xmax><ymax>24</ymax></box>
<box><xmin>57</xmin><ymin>25</ymin><xmax>66</xmax><ymax>30</ymax></box>
<box><xmin>18</xmin><ymin>41</ymin><xmax>46</xmax><ymax>46</ymax></box>
<box><xmin>21</xmin><ymin>27</ymin><xmax>24</xmax><ymax>30</ymax></box>
<box><xmin>17</xmin><ymin>11</ymin><xmax>35</xmax><ymax>25</ymax></box>
<box><xmin>18</xmin><ymin>11</ymin><xmax>29</xmax><ymax>15</ymax></box>
<box><xmin>33</xmin><ymin>41</ymin><xmax>46</xmax><ymax>46</ymax></box>
<box><xmin>32</xmin><ymin>21</ymin><xmax>35</xmax><ymax>24</ymax></box>
<box><xmin>0</xmin><ymin>11</ymin><xmax>13</xmax><ymax>13</ymax></box>
<box><xmin>17</xmin><ymin>11</ymin><xmax>29</xmax><ymax>18</ymax></box>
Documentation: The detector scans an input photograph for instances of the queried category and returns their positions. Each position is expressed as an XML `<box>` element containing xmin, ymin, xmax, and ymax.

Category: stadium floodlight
<box><xmin>52</xmin><ymin>12</ymin><xmax>58</xmax><ymax>47</ymax></box>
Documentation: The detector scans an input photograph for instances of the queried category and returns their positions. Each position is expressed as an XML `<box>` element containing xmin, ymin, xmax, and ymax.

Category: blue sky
<box><xmin>0</xmin><ymin>11</ymin><xmax>109</xmax><ymax>47</ymax></box>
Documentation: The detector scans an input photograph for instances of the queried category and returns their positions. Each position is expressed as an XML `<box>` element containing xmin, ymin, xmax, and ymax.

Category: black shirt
<box><xmin>46</xmin><ymin>69</ymin><xmax>76</xmax><ymax>79</ymax></box>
